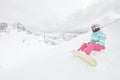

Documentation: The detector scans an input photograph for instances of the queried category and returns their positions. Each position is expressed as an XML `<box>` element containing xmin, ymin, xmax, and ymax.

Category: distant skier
<box><xmin>77</xmin><ymin>24</ymin><xmax>106</xmax><ymax>55</ymax></box>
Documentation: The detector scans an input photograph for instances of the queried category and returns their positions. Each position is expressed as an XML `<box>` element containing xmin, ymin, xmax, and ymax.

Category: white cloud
<box><xmin>0</xmin><ymin>0</ymin><xmax>120</xmax><ymax>32</ymax></box>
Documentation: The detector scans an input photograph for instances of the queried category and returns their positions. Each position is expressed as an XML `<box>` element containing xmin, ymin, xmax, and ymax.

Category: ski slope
<box><xmin>0</xmin><ymin>21</ymin><xmax>120</xmax><ymax>80</ymax></box>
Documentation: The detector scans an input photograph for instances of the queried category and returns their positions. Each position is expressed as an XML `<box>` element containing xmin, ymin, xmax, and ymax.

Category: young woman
<box><xmin>77</xmin><ymin>24</ymin><xmax>106</xmax><ymax>55</ymax></box>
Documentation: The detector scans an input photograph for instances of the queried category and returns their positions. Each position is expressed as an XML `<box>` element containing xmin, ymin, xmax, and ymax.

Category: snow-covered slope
<box><xmin>0</xmin><ymin>20</ymin><xmax>120</xmax><ymax>80</ymax></box>
<box><xmin>56</xmin><ymin>20</ymin><xmax>120</xmax><ymax>80</ymax></box>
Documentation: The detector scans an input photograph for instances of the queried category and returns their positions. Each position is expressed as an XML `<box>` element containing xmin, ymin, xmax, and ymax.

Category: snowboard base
<box><xmin>71</xmin><ymin>50</ymin><xmax>97</xmax><ymax>67</ymax></box>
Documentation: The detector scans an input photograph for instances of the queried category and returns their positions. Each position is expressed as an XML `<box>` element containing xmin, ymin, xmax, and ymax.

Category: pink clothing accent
<box><xmin>78</xmin><ymin>43</ymin><xmax>105</xmax><ymax>55</ymax></box>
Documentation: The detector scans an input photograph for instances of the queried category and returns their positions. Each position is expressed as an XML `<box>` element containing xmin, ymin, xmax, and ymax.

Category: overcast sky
<box><xmin>0</xmin><ymin>0</ymin><xmax>120</xmax><ymax>32</ymax></box>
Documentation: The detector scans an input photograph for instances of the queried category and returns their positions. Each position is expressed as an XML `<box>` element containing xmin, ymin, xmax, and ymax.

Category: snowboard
<box><xmin>71</xmin><ymin>50</ymin><xmax>97</xmax><ymax>67</ymax></box>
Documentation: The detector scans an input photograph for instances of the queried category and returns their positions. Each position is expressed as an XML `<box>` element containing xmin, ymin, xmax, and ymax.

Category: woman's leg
<box><xmin>78</xmin><ymin>43</ymin><xmax>87</xmax><ymax>51</ymax></box>
<box><xmin>93</xmin><ymin>43</ymin><xmax>105</xmax><ymax>51</ymax></box>
<box><xmin>84</xmin><ymin>43</ymin><xmax>105</xmax><ymax>55</ymax></box>
<box><xmin>84</xmin><ymin>43</ymin><xmax>94</xmax><ymax>55</ymax></box>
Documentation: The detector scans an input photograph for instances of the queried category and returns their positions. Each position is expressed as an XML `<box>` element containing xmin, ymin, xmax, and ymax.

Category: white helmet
<box><xmin>91</xmin><ymin>24</ymin><xmax>100</xmax><ymax>32</ymax></box>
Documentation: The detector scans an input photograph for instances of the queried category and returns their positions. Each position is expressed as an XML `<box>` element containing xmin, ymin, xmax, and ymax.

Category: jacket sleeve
<box><xmin>90</xmin><ymin>32</ymin><xmax>106</xmax><ymax>43</ymax></box>
<box><xmin>96</xmin><ymin>34</ymin><xmax>106</xmax><ymax>43</ymax></box>
<box><xmin>90</xmin><ymin>34</ymin><xmax>99</xmax><ymax>42</ymax></box>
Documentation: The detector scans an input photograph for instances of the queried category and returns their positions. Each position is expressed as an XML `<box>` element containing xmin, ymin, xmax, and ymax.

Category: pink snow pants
<box><xmin>78</xmin><ymin>43</ymin><xmax>105</xmax><ymax>55</ymax></box>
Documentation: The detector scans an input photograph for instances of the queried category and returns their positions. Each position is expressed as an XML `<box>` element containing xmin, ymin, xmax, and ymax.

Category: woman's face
<box><xmin>91</xmin><ymin>25</ymin><xmax>100</xmax><ymax>32</ymax></box>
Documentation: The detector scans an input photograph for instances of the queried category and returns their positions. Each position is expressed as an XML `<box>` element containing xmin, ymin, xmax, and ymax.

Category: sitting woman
<box><xmin>77</xmin><ymin>24</ymin><xmax>106</xmax><ymax>55</ymax></box>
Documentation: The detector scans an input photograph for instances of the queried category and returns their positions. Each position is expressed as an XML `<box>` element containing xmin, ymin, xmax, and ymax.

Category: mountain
<box><xmin>0</xmin><ymin>19</ymin><xmax>120</xmax><ymax>80</ymax></box>
<box><xmin>0</xmin><ymin>22</ymin><xmax>79</xmax><ymax>45</ymax></box>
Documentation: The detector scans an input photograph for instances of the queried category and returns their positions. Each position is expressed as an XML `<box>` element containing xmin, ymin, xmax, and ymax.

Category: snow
<box><xmin>0</xmin><ymin>21</ymin><xmax>120</xmax><ymax>80</ymax></box>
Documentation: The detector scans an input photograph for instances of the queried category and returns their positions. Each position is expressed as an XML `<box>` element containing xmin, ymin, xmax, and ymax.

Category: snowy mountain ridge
<box><xmin>0</xmin><ymin>22</ymin><xmax>79</xmax><ymax>45</ymax></box>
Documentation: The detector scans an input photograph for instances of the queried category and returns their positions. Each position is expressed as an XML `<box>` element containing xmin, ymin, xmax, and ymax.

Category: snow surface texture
<box><xmin>0</xmin><ymin>20</ymin><xmax>120</xmax><ymax>80</ymax></box>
